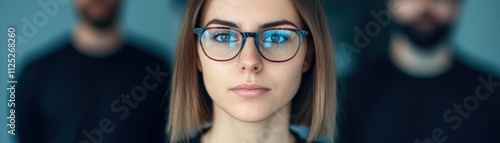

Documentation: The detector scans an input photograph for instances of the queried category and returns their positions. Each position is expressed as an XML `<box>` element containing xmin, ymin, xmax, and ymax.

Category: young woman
<box><xmin>168</xmin><ymin>0</ymin><xmax>336</xmax><ymax>142</ymax></box>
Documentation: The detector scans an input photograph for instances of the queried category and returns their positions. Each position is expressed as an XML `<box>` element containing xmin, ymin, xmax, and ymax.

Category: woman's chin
<box><xmin>225</xmin><ymin>104</ymin><xmax>277</xmax><ymax>123</ymax></box>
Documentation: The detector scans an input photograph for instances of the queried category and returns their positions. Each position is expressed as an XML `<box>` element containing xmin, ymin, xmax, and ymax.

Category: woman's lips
<box><xmin>230</xmin><ymin>84</ymin><xmax>270</xmax><ymax>98</ymax></box>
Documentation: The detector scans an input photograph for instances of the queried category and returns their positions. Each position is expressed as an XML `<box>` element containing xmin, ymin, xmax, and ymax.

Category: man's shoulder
<box><xmin>22</xmin><ymin>42</ymin><xmax>73</xmax><ymax>73</ymax></box>
<box><xmin>122</xmin><ymin>42</ymin><xmax>170</xmax><ymax>68</ymax></box>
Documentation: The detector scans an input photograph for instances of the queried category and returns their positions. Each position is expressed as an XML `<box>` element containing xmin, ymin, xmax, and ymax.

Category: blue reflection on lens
<box><xmin>262</xmin><ymin>30</ymin><xmax>291</xmax><ymax>48</ymax></box>
<box><xmin>229</xmin><ymin>42</ymin><xmax>236</xmax><ymax>48</ymax></box>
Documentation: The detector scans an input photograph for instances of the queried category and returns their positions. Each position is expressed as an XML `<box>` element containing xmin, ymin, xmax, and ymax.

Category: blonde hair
<box><xmin>167</xmin><ymin>0</ymin><xmax>336</xmax><ymax>142</ymax></box>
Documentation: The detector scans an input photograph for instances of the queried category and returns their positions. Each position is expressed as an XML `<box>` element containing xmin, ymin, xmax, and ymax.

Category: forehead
<box><xmin>200</xmin><ymin>0</ymin><xmax>302</xmax><ymax>29</ymax></box>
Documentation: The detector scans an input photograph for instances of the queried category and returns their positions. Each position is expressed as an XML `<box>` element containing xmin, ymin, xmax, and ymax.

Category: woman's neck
<box><xmin>202</xmin><ymin>103</ymin><xmax>295</xmax><ymax>143</ymax></box>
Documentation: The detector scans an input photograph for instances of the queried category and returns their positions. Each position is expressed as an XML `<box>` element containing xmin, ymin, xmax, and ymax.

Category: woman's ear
<box><xmin>302</xmin><ymin>41</ymin><xmax>314</xmax><ymax>73</ymax></box>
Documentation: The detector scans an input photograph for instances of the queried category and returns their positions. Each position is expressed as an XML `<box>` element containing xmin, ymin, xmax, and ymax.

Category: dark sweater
<box><xmin>17</xmin><ymin>41</ymin><xmax>170</xmax><ymax>143</ymax></box>
<box><xmin>337</xmin><ymin>56</ymin><xmax>500</xmax><ymax>143</ymax></box>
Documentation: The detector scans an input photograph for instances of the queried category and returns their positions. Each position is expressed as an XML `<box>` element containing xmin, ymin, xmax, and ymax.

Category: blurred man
<box><xmin>17</xmin><ymin>0</ymin><xmax>169</xmax><ymax>143</ymax></box>
<box><xmin>338</xmin><ymin>0</ymin><xmax>500</xmax><ymax>142</ymax></box>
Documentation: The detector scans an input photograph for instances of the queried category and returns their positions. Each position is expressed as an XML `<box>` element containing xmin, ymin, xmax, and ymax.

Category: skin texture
<box><xmin>197</xmin><ymin>0</ymin><xmax>312</xmax><ymax>142</ymax></box>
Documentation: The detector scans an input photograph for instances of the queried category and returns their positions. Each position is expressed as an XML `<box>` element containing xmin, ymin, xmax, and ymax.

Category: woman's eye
<box><xmin>213</xmin><ymin>33</ymin><xmax>237</xmax><ymax>43</ymax></box>
<box><xmin>264</xmin><ymin>34</ymin><xmax>288</xmax><ymax>43</ymax></box>
<box><xmin>262</xmin><ymin>31</ymin><xmax>291</xmax><ymax>48</ymax></box>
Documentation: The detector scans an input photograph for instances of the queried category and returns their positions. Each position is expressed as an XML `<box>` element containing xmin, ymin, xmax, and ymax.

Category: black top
<box><xmin>17</xmin><ymin>42</ymin><xmax>170</xmax><ymax>143</ymax></box>
<box><xmin>186</xmin><ymin>128</ymin><xmax>313</xmax><ymax>143</ymax></box>
<box><xmin>337</xmin><ymin>56</ymin><xmax>500</xmax><ymax>143</ymax></box>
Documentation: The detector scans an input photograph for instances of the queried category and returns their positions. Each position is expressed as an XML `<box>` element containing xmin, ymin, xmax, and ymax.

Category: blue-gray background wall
<box><xmin>1</xmin><ymin>0</ymin><xmax>499</xmax><ymax>143</ymax></box>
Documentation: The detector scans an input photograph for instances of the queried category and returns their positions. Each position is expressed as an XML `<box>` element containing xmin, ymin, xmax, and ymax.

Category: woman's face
<box><xmin>198</xmin><ymin>0</ymin><xmax>311</xmax><ymax>122</ymax></box>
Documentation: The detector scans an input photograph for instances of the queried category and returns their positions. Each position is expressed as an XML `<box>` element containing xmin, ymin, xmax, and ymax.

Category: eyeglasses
<box><xmin>194</xmin><ymin>27</ymin><xmax>309</xmax><ymax>62</ymax></box>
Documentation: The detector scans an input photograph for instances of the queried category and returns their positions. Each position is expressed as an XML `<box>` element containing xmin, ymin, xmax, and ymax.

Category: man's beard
<box><xmin>394</xmin><ymin>13</ymin><xmax>452</xmax><ymax>49</ymax></box>
<box><xmin>78</xmin><ymin>4</ymin><xmax>120</xmax><ymax>30</ymax></box>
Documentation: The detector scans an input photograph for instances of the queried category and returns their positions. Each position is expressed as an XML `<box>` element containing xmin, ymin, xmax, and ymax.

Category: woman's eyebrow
<box><xmin>205</xmin><ymin>19</ymin><xmax>239</xmax><ymax>28</ymax></box>
<box><xmin>204</xmin><ymin>19</ymin><xmax>299</xmax><ymax>29</ymax></box>
<box><xmin>259</xmin><ymin>20</ymin><xmax>299</xmax><ymax>29</ymax></box>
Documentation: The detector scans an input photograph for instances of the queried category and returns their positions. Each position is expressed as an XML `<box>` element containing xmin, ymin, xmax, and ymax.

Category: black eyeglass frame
<box><xmin>194</xmin><ymin>27</ymin><xmax>310</xmax><ymax>62</ymax></box>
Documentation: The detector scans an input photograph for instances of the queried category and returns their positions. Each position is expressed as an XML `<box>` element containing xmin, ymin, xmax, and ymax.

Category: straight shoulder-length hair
<box><xmin>167</xmin><ymin>0</ymin><xmax>336</xmax><ymax>142</ymax></box>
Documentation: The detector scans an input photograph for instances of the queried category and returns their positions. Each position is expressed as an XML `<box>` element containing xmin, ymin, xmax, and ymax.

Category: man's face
<box><xmin>76</xmin><ymin>0</ymin><xmax>120</xmax><ymax>29</ymax></box>
<box><xmin>389</xmin><ymin>0</ymin><xmax>460</xmax><ymax>48</ymax></box>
